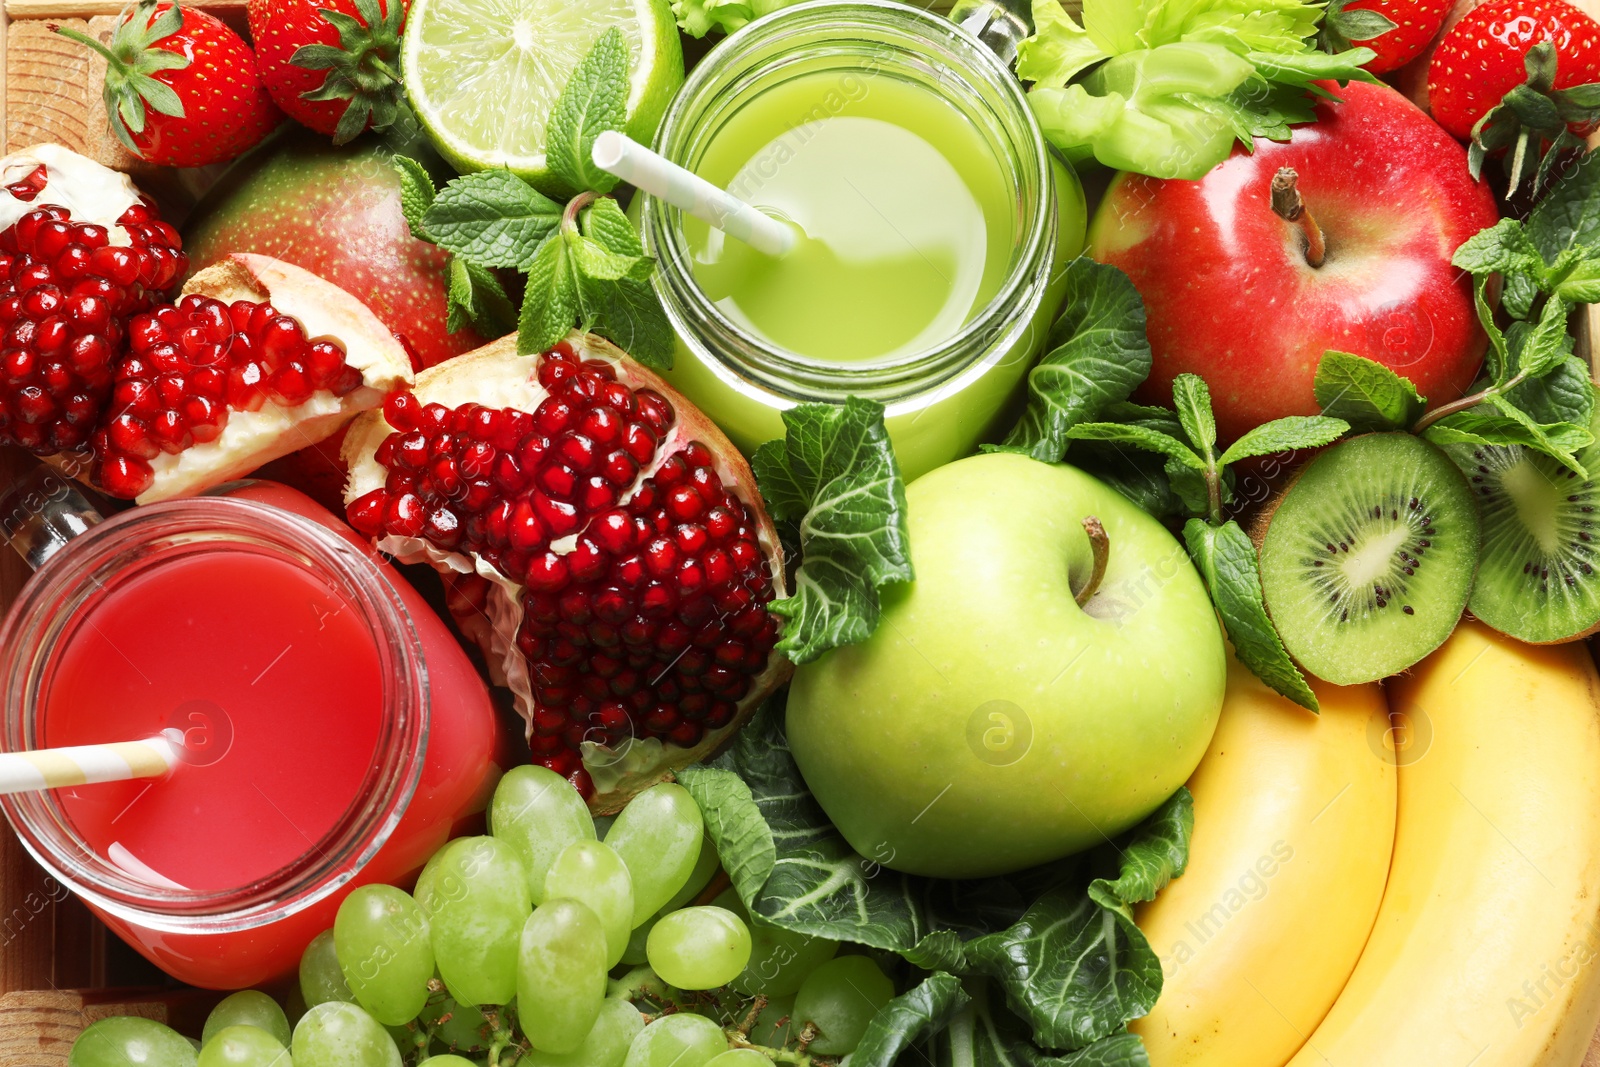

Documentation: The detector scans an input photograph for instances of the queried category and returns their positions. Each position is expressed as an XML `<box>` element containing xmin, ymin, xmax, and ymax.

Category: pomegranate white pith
<box><xmin>343</xmin><ymin>333</ymin><xmax>791</xmax><ymax>812</ymax></box>
<box><xmin>0</xmin><ymin>144</ymin><xmax>142</xmax><ymax>238</ymax></box>
<box><xmin>102</xmin><ymin>253</ymin><xmax>413</xmax><ymax>504</ymax></box>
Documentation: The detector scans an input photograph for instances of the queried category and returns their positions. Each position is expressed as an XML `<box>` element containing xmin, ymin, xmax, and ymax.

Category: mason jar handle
<box><xmin>0</xmin><ymin>460</ymin><xmax>104</xmax><ymax>572</ymax></box>
<box><xmin>949</xmin><ymin>0</ymin><xmax>1035</xmax><ymax>67</ymax></box>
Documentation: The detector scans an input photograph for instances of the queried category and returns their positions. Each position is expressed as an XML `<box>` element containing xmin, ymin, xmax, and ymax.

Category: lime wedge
<box><xmin>402</xmin><ymin>0</ymin><xmax>684</xmax><ymax>188</ymax></box>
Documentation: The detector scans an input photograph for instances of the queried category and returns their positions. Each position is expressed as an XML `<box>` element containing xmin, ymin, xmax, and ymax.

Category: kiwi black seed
<box><xmin>1442</xmin><ymin>424</ymin><xmax>1600</xmax><ymax>644</ymax></box>
<box><xmin>1257</xmin><ymin>433</ymin><xmax>1479</xmax><ymax>685</ymax></box>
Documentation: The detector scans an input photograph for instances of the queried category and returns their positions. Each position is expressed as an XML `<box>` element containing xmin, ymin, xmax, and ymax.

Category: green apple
<box><xmin>786</xmin><ymin>452</ymin><xmax>1226</xmax><ymax>879</ymax></box>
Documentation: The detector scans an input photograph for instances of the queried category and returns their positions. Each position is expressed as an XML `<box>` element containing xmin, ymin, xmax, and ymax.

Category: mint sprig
<box><xmin>392</xmin><ymin>157</ymin><xmax>515</xmax><ymax>337</ymax></box>
<box><xmin>391</xmin><ymin>32</ymin><xmax>674</xmax><ymax>365</ymax></box>
<box><xmin>752</xmin><ymin>397</ymin><xmax>913</xmax><ymax>664</ymax></box>
<box><xmin>1064</xmin><ymin>375</ymin><xmax>1346</xmax><ymax>711</ymax></box>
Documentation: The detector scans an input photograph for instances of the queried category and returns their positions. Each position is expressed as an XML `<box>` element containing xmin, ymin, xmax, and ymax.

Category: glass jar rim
<box><xmin>0</xmin><ymin>494</ymin><xmax>430</xmax><ymax>933</ymax></box>
<box><xmin>644</xmin><ymin>0</ymin><xmax>1055</xmax><ymax>393</ymax></box>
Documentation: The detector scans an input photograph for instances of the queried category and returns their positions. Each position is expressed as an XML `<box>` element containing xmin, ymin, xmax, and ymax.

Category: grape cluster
<box><xmin>67</xmin><ymin>771</ymin><xmax>894</xmax><ymax>1067</ymax></box>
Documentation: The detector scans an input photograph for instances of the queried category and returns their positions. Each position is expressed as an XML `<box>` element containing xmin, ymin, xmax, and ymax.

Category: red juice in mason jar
<box><xmin>0</xmin><ymin>478</ymin><xmax>505</xmax><ymax>988</ymax></box>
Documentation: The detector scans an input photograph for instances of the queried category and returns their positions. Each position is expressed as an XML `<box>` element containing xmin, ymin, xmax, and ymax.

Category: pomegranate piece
<box><xmin>344</xmin><ymin>334</ymin><xmax>791</xmax><ymax>812</ymax></box>
<box><xmin>0</xmin><ymin>144</ymin><xmax>185</xmax><ymax>457</ymax></box>
<box><xmin>94</xmin><ymin>252</ymin><xmax>412</xmax><ymax>502</ymax></box>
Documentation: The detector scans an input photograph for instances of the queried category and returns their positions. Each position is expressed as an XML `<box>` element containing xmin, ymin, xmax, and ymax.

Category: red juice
<box><xmin>3</xmin><ymin>482</ymin><xmax>505</xmax><ymax>988</ymax></box>
<box><xmin>44</xmin><ymin>549</ymin><xmax>388</xmax><ymax>893</ymax></box>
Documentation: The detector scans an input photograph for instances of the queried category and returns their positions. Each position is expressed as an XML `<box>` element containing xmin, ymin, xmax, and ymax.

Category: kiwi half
<box><xmin>1257</xmin><ymin>433</ymin><xmax>1479</xmax><ymax>685</ymax></box>
<box><xmin>1445</xmin><ymin>428</ymin><xmax>1600</xmax><ymax>644</ymax></box>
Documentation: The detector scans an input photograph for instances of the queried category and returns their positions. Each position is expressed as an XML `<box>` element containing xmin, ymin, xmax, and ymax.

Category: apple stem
<box><xmin>1075</xmin><ymin>516</ymin><xmax>1109</xmax><ymax>607</ymax></box>
<box><xmin>1270</xmin><ymin>168</ymin><xmax>1326</xmax><ymax>269</ymax></box>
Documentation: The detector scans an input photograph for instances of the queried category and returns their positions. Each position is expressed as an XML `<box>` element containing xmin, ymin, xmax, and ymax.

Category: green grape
<box><xmin>300</xmin><ymin>929</ymin><xmax>355</xmax><ymax>1008</ymax></box>
<box><xmin>418</xmin><ymin>1057</ymin><xmax>479</xmax><ymax>1066</ymax></box>
<box><xmin>705</xmin><ymin>1051</ymin><xmax>771</xmax><ymax>1067</ymax></box>
<box><xmin>714</xmin><ymin>890</ymin><xmax>838</xmax><ymax>997</ymax></box>
<box><xmin>604</xmin><ymin>784</ymin><xmax>704</xmax><ymax>924</ymax></box>
<box><xmin>517</xmin><ymin>898</ymin><xmax>610</xmax><ymax>1054</ymax></box>
<box><xmin>524</xmin><ymin>996</ymin><xmax>645</xmax><ymax>1067</ymax></box>
<box><xmin>202</xmin><ymin>990</ymin><xmax>291</xmax><ymax>1048</ymax></box>
<box><xmin>792</xmin><ymin>955</ymin><xmax>894</xmax><ymax>1056</ymax></box>
<box><xmin>69</xmin><ymin>1017</ymin><xmax>198</xmax><ymax>1067</ymax></box>
<box><xmin>491</xmin><ymin>765</ymin><xmax>596</xmax><ymax>903</ymax></box>
<box><xmin>292</xmin><ymin>1002</ymin><xmax>402</xmax><ymax>1067</ymax></box>
<box><xmin>544</xmin><ymin>839</ymin><xmax>634</xmax><ymax>966</ymax></box>
<box><xmin>660</xmin><ymin>834</ymin><xmax>720</xmax><ymax>913</ymax></box>
<box><xmin>646</xmin><ymin>906</ymin><xmax>751</xmax><ymax>990</ymax></box>
<box><xmin>335</xmin><ymin>884</ymin><xmax>436</xmax><ymax>1025</ymax></box>
<box><xmin>415</xmin><ymin>836</ymin><xmax>533</xmax><ymax>1006</ymax></box>
<box><xmin>748</xmin><ymin>994</ymin><xmax>795</xmax><ymax>1047</ymax></box>
<box><xmin>196</xmin><ymin>1026</ymin><xmax>290</xmax><ymax>1067</ymax></box>
<box><xmin>622</xmin><ymin>1014</ymin><xmax>728</xmax><ymax>1067</ymax></box>
<box><xmin>420</xmin><ymin>994</ymin><xmax>491</xmax><ymax>1050</ymax></box>
<box><xmin>609</xmin><ymin>965</ymin><xmax>675</xmax><ymax>1002</ymax></box>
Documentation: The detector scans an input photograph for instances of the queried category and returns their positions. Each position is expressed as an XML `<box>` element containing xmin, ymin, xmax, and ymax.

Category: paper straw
<box><xmin>0</xmin><ymin>732</ymin><xmax>180</xmax><ymax>795</ymax></box>
<box><xmin>592</xmin><ymin>131</ymin><xmax>798</xmax><ymax>257</ymax></box>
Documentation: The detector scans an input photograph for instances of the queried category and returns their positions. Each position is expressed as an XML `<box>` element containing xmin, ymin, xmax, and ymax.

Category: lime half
<box><xmin>402</xmin><ymin>0</ymin><xmax>684</xmax><ymax>187</ymax></box>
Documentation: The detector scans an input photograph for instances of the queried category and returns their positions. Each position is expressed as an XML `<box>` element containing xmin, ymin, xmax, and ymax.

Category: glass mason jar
<box><xmin>0</xmin><ymin>473</ymin><xmax>502</xmax><ymax>989</ymax></box>
<box><xmin>639</xmin><ymin>0</ymin><xmax>1085</xmax><ymax>482</ymax></box>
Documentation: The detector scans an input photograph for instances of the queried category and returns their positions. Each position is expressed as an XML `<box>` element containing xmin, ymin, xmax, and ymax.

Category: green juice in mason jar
<box><xmin>684</xmin><ymin>72</ymin><xmax>1017</xmax><ymax>364</ymax></box>
<box><xmin>641</xmin><ymin>1</ymin><xmax>1086</xmax><ymax>480</ymax></box>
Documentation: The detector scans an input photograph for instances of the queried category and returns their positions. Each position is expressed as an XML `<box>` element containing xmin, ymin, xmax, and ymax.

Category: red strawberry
<box><xmin>248</xmin><ymin>0</ymin><xmax>407</xmax><ymax>144</ymax></box>
<box><xmin>56</xmin><ymin>1</ymin><xmax>281</xmax><ymax>168</ymax></box>
<box><xmin>1427</xmin><ymin>0</ymin><xmax>1600</xmax><ymax>190</ymax></box>
<box><xmin>1322</xmin><ymin>0</ymin><xmax>1453</xmax><ymax>74</ymax></box>
<box><xmin>0</xmin><ymin>145</ymin><xmax>186</xmax><ymax>457</ymax></box>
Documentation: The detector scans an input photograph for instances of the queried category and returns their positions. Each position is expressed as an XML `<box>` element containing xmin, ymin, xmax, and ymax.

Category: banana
<box><xmin>1284</xmin><ymin>620</ymin><xmax>1600</xmax><ymax>1067</ymax></box>
<box><xmin>1131</xmin><ymin>655</ymin><xmax>1395</xmax><ymax>1067</ymax></box>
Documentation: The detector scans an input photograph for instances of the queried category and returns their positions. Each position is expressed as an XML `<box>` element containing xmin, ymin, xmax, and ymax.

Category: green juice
<box><xmin>685</xmin><ymin>72</ymin><xmax>1017</xmax><ymax>362</ymax></box>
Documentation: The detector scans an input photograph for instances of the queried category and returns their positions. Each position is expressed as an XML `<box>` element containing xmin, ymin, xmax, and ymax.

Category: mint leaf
<box><xmin>424</xmin><ymin>171</ymin><xmax>564</xmax><ymax>270</ymax></box>
<box><xmin>1474</xmin><ymin>276</ymin><xmax>1511</xmax><ymax>383</ymax></box>
<box><xmin>1313</xmin><ymin>350</ymin><xmax>1427</xmax><ymax>432</ymax></box>
<box><xmin>851</xmin><ymin>974</ymin><xmax>972</xmax><ymax>1067</ymax></box>
<box><xmin>582</xmin><ymin>196</ymin><xmax>645</xmax><ymax>256</ymax></box>
<box><xmin>1001</xmin><ymin>259</ymin><xmax>1152</xmax><ymax>463</ymax></box>
<box><xmin>1505</xmin><ymin>355</ymin><xmax>1596</xmax><ymax>433</ymax></box>
<box><xmin>752</xmin><ymin>397</ymin><xmax>912</xmax><ymax>664</ymax></box>
<box><xmin>1554</xmin><ymin>256</ymin><xmax>1600</xmax><ymax>303</ymax></box>
<box><xmin>566</xmin><ymin>229</ymin><xmax>652</xmax><ymax>282</ymax></box>
<box><xmin>1424</xmin><ymin>407</ymin><xmax>1590</xmax><ymax>477</ymax></box>
<box><xmin>1217</xmin><ymin>416</ymin><xmax>1349</xmax><ymax>467</ymax></box>
<box><xmin>1063</xmin><ymin>423</ymin><xmax>1206</xmax><ymax>471</ymax></box>
<box><xmin>1526</xmin><ymin>148</ymin><xmax>1600</xmax><ymax>264</ymax></box>
<box><xmin>1508</xmin><ymin>294</ymin><xmax>1573</xmax><ymax>380</ymax></box>
<box><xmin>1171</xmin><ymin>374</ymin><xmax>1216</xmax><ymax>459</ymax></box>
<box><xmin>674</xmin><ymin>766</ymin><xmax>775</xmax><ymax>906</ymax></box>
<box><xmin>446</xmin><ymin>257</ymin><xmax>515</xmax><ymax>336</ymax></box>
<box><xmin>544</xmin><ymin>27</ymin><xmax>629</xmax><ymax>197</ymax></box>
<box><xmin>393</xmin><ymin>156</ymin><xmax>436</xmax><ymax>239</ymax></box>
<box><xmin>586</xmin><ymin>276</ymin><xmax>674</xmax><ymax>370</ymax></box>
<box><xmin>517</xmin><ymin>235</ymin><xmax>578</xmax><ymax>355</ymax></box>
<box><xmin>1086</xmin><ymin>788</ymin><xmax>1192</xmax><ymax>916</ymax></box>
<box><xmin>1184</xmin><ymin>519</ymin><xmax>1317</xmax><ymax>710</ymax></box>
<box><xmin>1451</xmin><ymin>216</ymin><xmax>1544</xmax><ymax>278</ymax></box>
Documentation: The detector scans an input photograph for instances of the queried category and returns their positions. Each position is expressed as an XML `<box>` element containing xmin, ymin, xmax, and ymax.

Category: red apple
<box><xmin>1088</xmin><ymin>79</ymin><xmax>1499</xmax><ymax>443</ymax></box>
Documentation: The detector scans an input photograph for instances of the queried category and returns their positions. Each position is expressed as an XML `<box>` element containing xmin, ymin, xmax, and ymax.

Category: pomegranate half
<box><xmin>343</xmin><ymin>333</ymin><xmax>791</xmax><ymax>811</ymax></box>
<box><xmin>92</xmin><ymin>252</ymin><xmax>414</xmax><ymax>503</ymax></box>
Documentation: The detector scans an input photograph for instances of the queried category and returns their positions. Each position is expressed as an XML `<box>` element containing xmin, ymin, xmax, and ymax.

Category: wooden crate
<box><xmin>5</xmin><ymin>0</ymin><xmax>1600</xmax><ymax>1061</ymax></box>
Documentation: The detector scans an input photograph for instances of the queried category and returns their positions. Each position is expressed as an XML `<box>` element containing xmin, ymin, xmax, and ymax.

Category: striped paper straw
<box><xmin>592</xmin><ymin>131</ymin><xmax>798</xmax><ymax>257</ymax></box>
<box><xmin>0</xmin><ymin>733</ymin><xmax>181</xmax><ymax>795</ymax></box>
